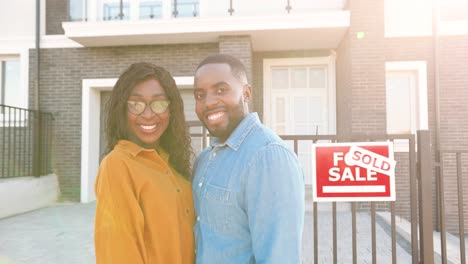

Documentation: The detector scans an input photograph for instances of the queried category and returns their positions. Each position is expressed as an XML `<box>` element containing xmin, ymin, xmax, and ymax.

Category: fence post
<box><xmin>417</xmin><ymin>130</ymin><xmax>434</xmax><ymax>263</ymax></box>
<box><xmin>32</xmin><ymin>112</ymin><xmax>42</xmax><ymax>176</ymax></box>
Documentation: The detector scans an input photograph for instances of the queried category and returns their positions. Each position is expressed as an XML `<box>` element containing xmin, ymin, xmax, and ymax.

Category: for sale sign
<box><xmin>311</xmin><ymin>142</ymin><xmax>396</xmax><ymax>202</ymax></box>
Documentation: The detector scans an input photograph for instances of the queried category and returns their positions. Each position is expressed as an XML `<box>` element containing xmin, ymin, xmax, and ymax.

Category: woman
<box><xmin>94</xmin><ymin>62</ymin><xmax>194</xmax><ymax>264</ymax></box>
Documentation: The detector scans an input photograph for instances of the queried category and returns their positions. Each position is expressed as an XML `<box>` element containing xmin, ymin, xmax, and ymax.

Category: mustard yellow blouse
<box><xmin>94</xmin><ymin>140</ymin><xmax>194</xmax><ymax>264</ymax></box>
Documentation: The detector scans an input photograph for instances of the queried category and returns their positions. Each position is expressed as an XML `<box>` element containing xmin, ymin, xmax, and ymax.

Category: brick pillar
<box><xmin>336</xmin><ymin>31</ymin><xmax>353</xmax><ymax>137</ymax></box>
<box><xmin>46</xmin><ymin>0</ymin><xmax>68</xmax><ymax>35</ymax></box>
<box><xmin>348</xmin><ymin>0</ymin><xmax>386</xmax><ymax>134</ymax></box>
<box><xmin>218</xmin><ymin>35</ymin><xmax>253</xmax><ymax>109</ymax></box>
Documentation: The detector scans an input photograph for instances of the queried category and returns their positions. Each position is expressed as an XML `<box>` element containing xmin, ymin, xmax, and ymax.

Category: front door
<box><xmin>264</xmin><ymin>57</ymin><xmax>336</xmax><ymax>184</ymax></box>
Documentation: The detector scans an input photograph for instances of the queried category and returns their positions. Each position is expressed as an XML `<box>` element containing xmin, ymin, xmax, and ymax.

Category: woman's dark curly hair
<box><xmin>105</xmin><ymin>62</ymin><xmax>193</xmax><ymax>179</ymax></box>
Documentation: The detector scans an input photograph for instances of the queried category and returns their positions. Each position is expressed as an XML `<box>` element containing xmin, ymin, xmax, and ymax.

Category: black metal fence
<box><xmin>0</xmin><ymin>104</ymin><xmax>54</xmax><ymax>178</ymax></box>
<box><xmin>188</xmin><ymin>121</ymin><xmax>438</xmax><ymax>263</ymax></box>
<box><xmin>435</xmin><ymin>149</ymin><xmax>468</xmax><ymax>264</ymax></box>
<box><xmin>280</xmin><ymin>132</ymin><xmax>434</xmax><ymax>264</ymax></box>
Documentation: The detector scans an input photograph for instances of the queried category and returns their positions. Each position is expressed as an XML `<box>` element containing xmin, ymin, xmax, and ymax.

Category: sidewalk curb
<box><xmin>376</xmin><ymin>212</ymin><xmax>462</xmax><ymax>264</ymax></box>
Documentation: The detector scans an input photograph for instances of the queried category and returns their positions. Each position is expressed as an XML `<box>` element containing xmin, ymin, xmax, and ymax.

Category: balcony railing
<box><xmin>172</xmin><ymin>1</ymin><xmax>199</xmax><ymax>18</ymax></box>
<box><xmin>68</xmin><ymin>0</ymin><xmax>347</xmax><ymax>22</ymax></box>
<box><xmin>140</xmin><ymin>1</ymin><xmax>163</xmax><ymax>20</ymax></box>
<box><xmin>0</xmin><ymin>105</ymin><xmax>54</xmax><ymax>178</ymax></box>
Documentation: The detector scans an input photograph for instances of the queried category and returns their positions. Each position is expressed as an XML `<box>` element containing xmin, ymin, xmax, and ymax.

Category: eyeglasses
<box><xmin>127</xmin><ymin>100</ymin><xmax>170</xmax><ymax>115</ymax></box>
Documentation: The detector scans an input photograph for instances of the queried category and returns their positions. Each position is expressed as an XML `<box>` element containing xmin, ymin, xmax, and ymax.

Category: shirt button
<box><xmin>198</xmin><ymin>182</ymin><xmax>203</xmax><ymax>187</ymax></box>
<box><xmin>185</xmin><ymin>208</ymin><xmax>190</xmax><ymax>214</ymax></box>
<box><xmin>213</xmin><ymin>152</ymin><xmax>216</xmax><ymax>157</ymax></box>
<box><xmin>165</xmin><ymin>170</ymin><xmax>169</xmax><ymax>175</ymax></box>
<box><xmin>176</xmin><ymin>189</ymin><xmax>181</xmax><ymax>192</ymax></box>
<box><xmin>197</xmin><ymin>216</ymin><xmax>200</xmax><ymax>221</ymax></box>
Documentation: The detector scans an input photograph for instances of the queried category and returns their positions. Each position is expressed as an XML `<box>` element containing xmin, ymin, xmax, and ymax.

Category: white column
<box><xmin>162</xmin><ymin>0</ymin><xmax>172</xmax><ymax>19</ymax></box>
<box><xmin>130</xmin><ymin>0</ymin><xmax>139</xmax><ymax>20</ymax></box>
<box><xmin>88</xmin><ymin>0</ymin><xmax>98</xmax><ymax>21</ymax></box>
<box><xmin>198</xmin><ymin>0</ymin><xmax>206</xmax><ymax>17</ymax></box>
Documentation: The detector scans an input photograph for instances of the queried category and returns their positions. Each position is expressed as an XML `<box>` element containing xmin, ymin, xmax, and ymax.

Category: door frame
<box><xmin>80</xmin><ymin>76</ymin><xmax>194</xmax><ymax>203</ymax></box>
<box><xmin>262</xmin><ymin>56</ymin><xmax>337</xmax><ymax>134</ymax></box>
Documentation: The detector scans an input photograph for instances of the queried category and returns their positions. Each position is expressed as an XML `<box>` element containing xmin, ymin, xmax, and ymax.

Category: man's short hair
<box><xmin>196</xmin><ymin>54</ymin><xmax>249</xmax><ymax>84</ymax></box>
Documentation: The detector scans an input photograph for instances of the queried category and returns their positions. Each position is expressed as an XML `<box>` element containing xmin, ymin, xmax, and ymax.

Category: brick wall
<box><xmin>382</xmin><ymin>37</ymin><xmax>439</xmax><ymax>228</ymax></box>
<box><xmin>219</xmin><ymin>36</ymin><xmax>252</xmax><ymax>81</ymax></box>
<box><xmin>29</xmin><ymin>43</ymin><xmax>218</xmax><ymax>201</ymax></box>
<box><xmin>349</xmin><ymin>0</ymin><xmax>386</xmax><ymax>135</ymax></box>
<box><xmin>439</xmin><ymin>35</ymin><xmax>468</xmax><ymax>151</ymax></box>
<box><xmin>346</xmin><ymin>0</ymin><xmax>435</xmax><ymax>223</ymax></box>
<box><xmin>438</xmin><ymin>35</ymin><xmax>468</xmax><ymax>234</ymax></box>
<box><xmin>346</xmin><ymin>0</ymin><xmax>468</xmax><ymax>234</ymax></box>
<box><xmin>218</xmin><ymin>35</ymin><xmax>253</xmax><ymax>110</ymax></box>
<box><xmin>46</xmin><ymin>0</ymin><xmax>68</xmax><ymax>35</ymax></box>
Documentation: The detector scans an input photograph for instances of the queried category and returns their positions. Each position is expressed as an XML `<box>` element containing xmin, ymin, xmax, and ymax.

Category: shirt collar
<box><xmin>211</xmin><ymin>112</ymin><xmax>259</xmax><ymax>151</ymax></box>
<box><xmin>116</xmin><ymin>140</ymin><xmax>169</xmax><ymax>162</ymax></box>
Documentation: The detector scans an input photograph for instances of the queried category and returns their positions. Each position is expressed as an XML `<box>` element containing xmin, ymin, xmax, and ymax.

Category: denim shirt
<box><xmin>192</xmin><ymin>113</ymin><xmax>305</xmax><ymax>264</ymax></box>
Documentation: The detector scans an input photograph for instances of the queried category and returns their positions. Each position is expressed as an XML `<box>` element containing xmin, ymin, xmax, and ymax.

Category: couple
<box><xmin>94</xmin><ymin>54</ymin><xmax>305</xmax><ymax>264</ymax></box>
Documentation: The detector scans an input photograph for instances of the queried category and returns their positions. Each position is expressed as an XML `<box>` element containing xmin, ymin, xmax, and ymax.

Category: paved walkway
<box><xmin>0</xmin><ymin>200</ymin><xmax>416</xmax><ymax>264</ymax></box>
<box><xmin>0</xmin><ymin>203</ymin><xmax>95</xmax><ymax>264</ymax></box>
<box><xmin>301</xmin><ymin>207</ymin><xmax>412</xmax><ymax>263</ymax></box>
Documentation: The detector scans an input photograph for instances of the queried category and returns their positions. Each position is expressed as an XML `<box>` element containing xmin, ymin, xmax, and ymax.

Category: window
<box><xmin>1</xmin><ymin>56</ymin><xmax>28</xmax><ymax>125</ymax></box>
<box><xmin>1</xmin><ymin>58</ymin><xmax>20</xmax><ymax>108</ymax></box>
<box><xmin>172</xmin><ymin>0</ymin><xmax>199</xmax><ymax>17</ymax></box>
<box><xmin>140</xmin><ymin>0</ymin><xmax>163</xmax><ymax>20</ymax></box>
<box><xmin>69</xmin><ymin>0</ymin><xmax>88</xmax><ymax>21</ymax></box>
<box><xmin>386</xmin><ymin>71</ymin><xmax>417</xmax><ymax>134</ymax></box>
<box><xmin>385</xmin><ymin>0</ymin><xmax>468</xmax><ymax>37</ymax></box>
<box><xmin>384</xmin><ymin>0</ymin><xmax>432</xmax><ymax>37</ymax></box>
<box><xmin>439</xmin><ymin>0</ymin><xmax>468</xmax><ymax>22</ymax></box>
<box><xmin>90</xmin><ymin>0</ymin><xmax>200</xmax><ymax>21</ymax></box>
<box><xmin>100</xmin><ymin>0</ymin><xmax>130</xmax><ymax>20</ymax></box>
<box><xmin>386</xmin><ymin>61</ymin><xmax>428</xmax><ymax>150</ymax></box>
<box><xmin>438</xmin><ymin>0</ymin><xmax>468</xmax><ymax>35</ymax></box>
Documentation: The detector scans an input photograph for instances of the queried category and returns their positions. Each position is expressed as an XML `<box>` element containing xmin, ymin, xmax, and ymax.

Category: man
<box><xmin>192</xmin><ymin>54</ymin><xmax>304</xmax><ymax>264</ymax></box>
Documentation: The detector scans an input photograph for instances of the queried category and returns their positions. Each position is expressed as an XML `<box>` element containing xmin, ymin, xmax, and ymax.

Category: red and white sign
<box><xmin>311</xmin><ymin>142</ymin><xmax>396</xmax><ymax>202</ymax></box>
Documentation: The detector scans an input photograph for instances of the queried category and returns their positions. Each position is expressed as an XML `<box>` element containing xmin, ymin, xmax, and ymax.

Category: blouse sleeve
<box><xmin>94</xmin><ymin>156</ymin><xmax>147</xmax><ymax>264</ymax></box>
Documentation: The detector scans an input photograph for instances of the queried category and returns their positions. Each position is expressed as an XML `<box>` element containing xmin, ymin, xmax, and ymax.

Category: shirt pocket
<box><xmin>202</xmin><ymin>183</ymin><xmax>236</xmax><ymax>234</ymax></box>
